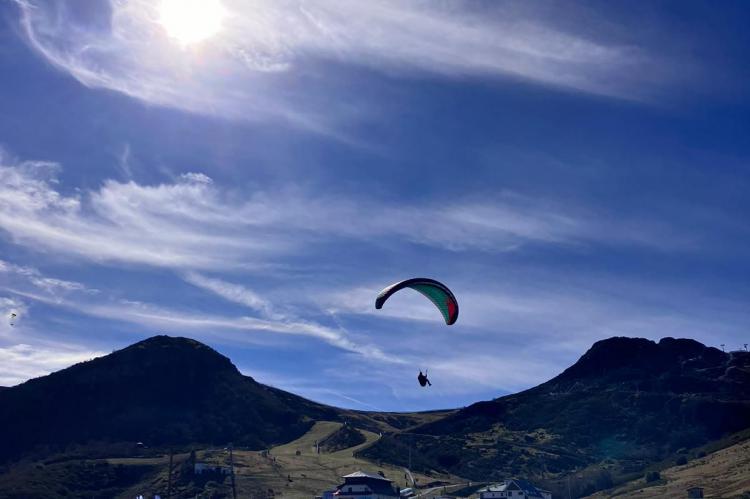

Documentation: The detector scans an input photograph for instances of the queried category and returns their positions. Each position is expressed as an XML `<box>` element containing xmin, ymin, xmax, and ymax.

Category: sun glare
<box><xmin>158</xmin><ymin>0</ymin><xmax>226</xmax><ymax>46</ymax></box>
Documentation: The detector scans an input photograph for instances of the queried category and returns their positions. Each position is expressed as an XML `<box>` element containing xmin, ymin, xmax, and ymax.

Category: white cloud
<box><xmin>1</xmin><ymin>156</ymin><xmax>685</xmax><ymax>275</ymax></box>
<box><xmin>183</xmin><ymin>271</ymin><xmax>280</xmax><ymax>319</ymax></box>
<box><xmin>14</xmin><ymin>0</ymin><xmax>669</xmax><ymax>131</ymax></box>
<box><xmin>0</xmin><ymin>343</ymin><xmax>106</xmax><ymax>386</ymax></box>
<box><xmin>0</xmin><ymin>157</ymin><xmax>282</xmax><ymax>269</ymax></box>
<box><xmin>0</xmin><ymin>259</ymin><xmax>92</xmax><ymax>295</ymax></box>
<box><xmin>90</xmin><ymin>299</ymin><xmax>398</xmax><ymax>363</ymax></box>
<box><xmin>3</xmin><ymin>281</ymin><xmax>398</xmax><ymax>364</ymax></box>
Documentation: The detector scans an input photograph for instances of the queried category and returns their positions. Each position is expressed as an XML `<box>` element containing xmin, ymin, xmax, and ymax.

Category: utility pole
<box><xmin>167</xmin><ymin>449</ymin><xmax>173</xmax><ymax>499</ymax></box>
<box><xmin>409</xmin><ymin>435</ymin><xmax>414</xmax><ymax>472</ymax></box>
<box><xmin>229</xmin><ymin>443</ymin><xmax>237</xmax><ymax>499</ymax></box>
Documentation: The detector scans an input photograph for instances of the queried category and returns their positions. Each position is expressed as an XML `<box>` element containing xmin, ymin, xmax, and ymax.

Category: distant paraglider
<box><xmin>375</xmin><ymin>278</ymin><xmax>459</xmax><ymax>387</ymax></box>
<box><xmin>375</xmin><ymin>277</ymin><xmax>458</xmax><ymax>325</ymax></box>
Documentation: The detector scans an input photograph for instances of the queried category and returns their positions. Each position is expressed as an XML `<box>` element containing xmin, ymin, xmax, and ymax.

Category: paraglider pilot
<box><xmin>417</xmin><ymin>370</ymin><xmax>431</xmax><ymax>387</ymax></box>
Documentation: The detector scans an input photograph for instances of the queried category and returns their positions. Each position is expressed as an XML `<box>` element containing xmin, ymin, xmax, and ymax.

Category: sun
<box><xmin>158</xmin><ymin>0</ymin><xmax>226</xmax><ymax>46</ymax></box>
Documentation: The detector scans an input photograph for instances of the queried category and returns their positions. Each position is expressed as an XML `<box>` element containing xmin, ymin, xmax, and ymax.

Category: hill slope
<box><xmin>1</xmin><ymin>335</ymin><xmax>747</xmax><ymax>497</ymax></box>
<box><xmin>361</xmin><ymin>337</ymin><xmax>750</xmax><ymax>484</ymax></box>
<box><xmin>586</xmin><ymin>432</ymin><xmax>750</xmax><ymax>498</ymax></box>
<box><xmin>0</xmin><ymin>336</ymin><xmax>342</xmax><ymax>463</ymax></box>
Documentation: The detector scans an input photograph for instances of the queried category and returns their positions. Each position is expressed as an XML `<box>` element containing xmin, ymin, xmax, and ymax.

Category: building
<box><xmin>331</xmin><ymin>471</ymin><xmax>400</xmax><ymax>498</ymax></box>
<box><xmin>687</xmin><ymin>487</ymin><xmax>704</xmax><ymax>498</ymax></box>
<box><xmin>478</xmin><ymin>479</ymin><xmax>551</xmax><ymax>499</ymax></box>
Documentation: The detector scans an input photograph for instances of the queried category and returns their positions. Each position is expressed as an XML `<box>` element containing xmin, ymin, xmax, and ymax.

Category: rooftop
<box><xmin>342</xmin><ymin>471</ymin><xmax>391</xmax><ymax>482</ymax></box>
<box><xmin>480</xmin><ymin>479</ymin><xmax>546</xmax><ymax>497</ymax></box>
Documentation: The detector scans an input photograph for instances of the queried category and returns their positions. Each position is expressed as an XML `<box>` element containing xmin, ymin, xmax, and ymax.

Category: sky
<box><xmin>0</xmin><ymin>0</ymin><xmax>749</xmax><ymax>412</ymax></box>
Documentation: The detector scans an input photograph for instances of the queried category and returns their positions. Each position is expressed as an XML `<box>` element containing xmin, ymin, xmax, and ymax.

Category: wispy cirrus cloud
<box><xmin>0</xmin><ymin>343</ymin><xmax>106</xmax><ymax>386</ymax></box>
<box><xmin>182</xmin><ymin>271</ymin><xmax>280</xmax><ymax>320</ymax></box>
<box><xmin>0</xmin><ymin>156</ymin><xmax>281</xmax><ymax>269</ymax></box>
<box><xmin>14</xmin><ymin>0</ymin><xmax>672</xmax><ymax>132</ymax></box>
<box><xmin>0</xmin><ymin>259</ymin><xmax>94</xmax><ymax>296</ymax></box>
<box><xmin>317</xmin><ymin>273</ymin><xmax>748</xmax><ymax>362</ymax></box>
<box><xmin>1</xmin><ymin>260</ymin><xmax>396</xmax><ymax>363</ymax></box>
<box><xmin>0</xmin><ymin>154</ymin><xmax>694</xmax><ymax>274</ymax></box>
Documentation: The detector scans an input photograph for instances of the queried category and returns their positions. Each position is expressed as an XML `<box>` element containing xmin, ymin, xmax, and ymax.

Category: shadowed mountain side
<box><xmin>0</xmin><ymin>336</ymin><xmax>342</xmax><ymax>463</ymax></box>
<box><xmin>319</xmin><ymin>423</ymin><xmax>367</xmax><ymax>453</ymax></box>
<box><xmin>1</xmin><ymin>333</ymin><xmax>747</xmax><ymax>497</ymax></box>
<box><xmin>359</xmin><ymin>337</ymin><xmax>750</xmax><ymax>481</ymax></box>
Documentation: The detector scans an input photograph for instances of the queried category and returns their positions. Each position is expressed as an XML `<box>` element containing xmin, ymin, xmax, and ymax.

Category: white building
<box><xmin>478</xmin><ymin>479</ymin><xmax>551</xmax><ymax>499</ymax></box>
<box><xmin>331</xmin><ymin>471</ymin><xmax>400</xmax><ymax>499</ymax></box>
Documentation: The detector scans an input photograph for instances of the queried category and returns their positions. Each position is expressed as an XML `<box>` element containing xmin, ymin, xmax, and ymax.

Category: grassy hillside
<box><xmin>319</xmin><ymin>424</ymin><xmax>367</xmax><ymax>452</ymax></box>
<box><xmin>585</xmin><ymin>431</ymin><xmax>750</xmax><ymax>498</ymax></box>
<box><xmin>0</xmin><ymin>421</ymin><xmax>459</xmax><ymax>498</ymax></box>
<box><xmin>0</xmin><ymin>335</ymin><xmax>747</xmax><ymax>498</ymax></box>
<box><xmin>361</xmin><ymin>338</ymin><xmax>750</xmax><ymax>486</ymax></box>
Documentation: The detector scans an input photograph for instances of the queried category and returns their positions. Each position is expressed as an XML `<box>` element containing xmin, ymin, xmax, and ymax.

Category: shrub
<box><xmin>645</xmin><ymin>471</ymin><xmax>661</xmax><ymax>483</ymax></box>
<box><xmin>437</xmin><ymin>453</ymin><xmax>460</xmax><ymax>468</ymax></box>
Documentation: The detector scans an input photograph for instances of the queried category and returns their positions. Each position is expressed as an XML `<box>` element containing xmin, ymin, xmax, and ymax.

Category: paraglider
<box><xmin>375</xmin><ymin>278</ymin><xmax>458</xmax><ymax>387</ymax></box>
<box><xmin>375</xmin><ymin>277</ymin><xmax>458</xmax><ymax>325</ymax></box>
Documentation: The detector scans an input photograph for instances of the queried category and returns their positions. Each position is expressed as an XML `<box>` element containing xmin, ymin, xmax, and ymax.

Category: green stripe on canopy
<box><xmin>411</xmin><ymin>284</ymin><xmax>452</xmax><ymax>324</ymax></box>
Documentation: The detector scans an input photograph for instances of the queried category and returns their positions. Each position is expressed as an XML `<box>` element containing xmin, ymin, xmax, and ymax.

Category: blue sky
<box><xmin>1</xmin><ymin>0</ymin><xmax>749</xmax><ymax>411</ymax></box>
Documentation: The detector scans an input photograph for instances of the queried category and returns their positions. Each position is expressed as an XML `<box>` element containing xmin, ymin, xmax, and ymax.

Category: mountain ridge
<box><xmin>360</xmin><ymin>336</ymin><xmax>750</xmax><ymax>486</ymax></box>
<box><xmin>0</xmin><ymin>333</ymin><xmax>747</xmax><ymax>497</ymax></box>
<box><xmin>0</xmin><ymin>335</ymin><xmax>343</xmax><ymax>464</ymax></box>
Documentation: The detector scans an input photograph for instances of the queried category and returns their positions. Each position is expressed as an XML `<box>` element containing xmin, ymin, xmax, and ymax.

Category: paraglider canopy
<box><xmin>375</xmin><ymin>277</ymin><xmax>458</xmax><ymax>325</ymax></box>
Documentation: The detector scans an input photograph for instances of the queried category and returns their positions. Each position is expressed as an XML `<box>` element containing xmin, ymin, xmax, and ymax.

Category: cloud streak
<box><xmin>0</xmin><ymin>259</ymin><xmax>93</xmax><ymax>296</ymax></box>
<box><xmin>0</xmin><ymin>343</ymin><xmax>106</xmax><ymax>386</ymax></box>
<box><xmin>0</xmin><ymin>154</ymin><xmax>690</xmax><ymax>274</ymax></box>
<box><xmin>14</xmin><ymin>0</ymin><xmax>670</xmax><ymax>131</ymax></box>
<box><xmin>183</xmin><ymin>271</ymin><xmax>280</xmax><ymax>320</ymax></box>
<box><xmin>0</xmin><ymin>259</ymin><xmax>396</xmax><ymax>364</ymax></box>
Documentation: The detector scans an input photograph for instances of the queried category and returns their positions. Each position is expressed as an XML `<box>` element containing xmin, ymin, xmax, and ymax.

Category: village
<box><xmin>316</xmin><ymin>471</ymin><xmax>553</xmax><ymax>499</ymax></box>
<box><xmin>122</xmin><ymin>415</ymin><xmax>721</xmax><ymax>499</ymax></box>
<box><xmin>311</xmin><ymin>469</ymin><xmax>708</xmax><ymax>499</ymax></box>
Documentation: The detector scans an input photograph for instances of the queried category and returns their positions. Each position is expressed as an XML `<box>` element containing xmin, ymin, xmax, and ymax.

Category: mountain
<box><xmin>360</xmin><ymin>337</ymin><xmax>750</xmax><ymax>488</ymax></box>
<box><xmin>0</xmin><ymin>336</ymin><xmax>342</xmax><ymax>464</ymax></box>
<box><xmin>1</xmin><ymin>335</ymin><xmax>747</xmax><ymax>498</ymax></box>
